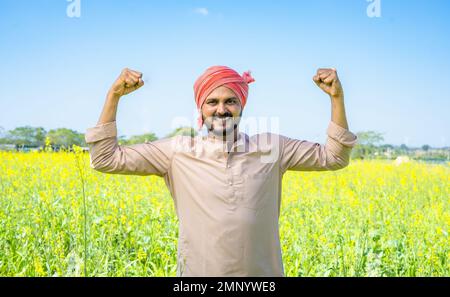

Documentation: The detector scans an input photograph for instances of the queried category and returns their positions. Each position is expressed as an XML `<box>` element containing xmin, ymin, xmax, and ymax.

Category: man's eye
<box><xmin>227</xmin><ymin>100</ymin><xmax>236</xmax><ymax>104</ymax></box>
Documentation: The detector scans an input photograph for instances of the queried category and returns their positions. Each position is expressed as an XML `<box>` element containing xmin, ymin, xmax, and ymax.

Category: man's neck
<box><xmin>206</xmin><ymin>128</ymin><xmax>241</xmax><ymax>152</ymax></box>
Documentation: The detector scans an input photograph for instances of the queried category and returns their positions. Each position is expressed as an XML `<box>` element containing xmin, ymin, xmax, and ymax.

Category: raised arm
<box><xmin>85</xmin><ymin>68</ymin><xmax>174</xmax><ymax>176</ymax></box>
<box><xmin>280</xmin><ymin>68</ymin><xmax>357</xmax><ymax>172</ymax></box>
<box><xmin>313</xmin><ymin>68</ymin><xmax>348</xmax><ymax>129</ymax></box>
<box><xmin>97</xmin><ymin>68</ymin><xmax>144</xmax><ymax>125</ymax></box>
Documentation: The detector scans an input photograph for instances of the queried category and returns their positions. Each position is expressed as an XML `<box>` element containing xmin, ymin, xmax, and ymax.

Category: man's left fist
<box><xmin>313</xmin><ymin>68</ymin><xmax>343</xmax><ymax>99</ymax></box>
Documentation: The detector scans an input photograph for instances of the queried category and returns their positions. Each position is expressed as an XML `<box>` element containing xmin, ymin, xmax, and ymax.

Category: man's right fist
<box><xmin>108</xmin><ymin>68</ymin><xmax>144</xmax><ymax>98</ymax></box>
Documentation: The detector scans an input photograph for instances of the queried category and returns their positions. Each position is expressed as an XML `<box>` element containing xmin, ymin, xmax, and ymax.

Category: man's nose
<box><xmin>216</xmin><ymin>103</ymin><xmax>227</xmax><ymax>115</ymax></box>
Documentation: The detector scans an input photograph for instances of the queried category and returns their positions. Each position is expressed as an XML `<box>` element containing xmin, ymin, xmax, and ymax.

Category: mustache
<box><xmin>212</xmin><ymin>113</ymin><xmax>233</xmax><ymax>118</ymax></box>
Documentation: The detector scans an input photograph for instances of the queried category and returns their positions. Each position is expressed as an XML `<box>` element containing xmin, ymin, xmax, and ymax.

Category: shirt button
<box><xmin>227</xmin><ymin>164</ymin><xmax>231</xmax><ymax>168</ymax></box>
<box><xmin>228</xmin><ymin>181</ymin><xmax>233</xmax><ymax>186</ymax></box>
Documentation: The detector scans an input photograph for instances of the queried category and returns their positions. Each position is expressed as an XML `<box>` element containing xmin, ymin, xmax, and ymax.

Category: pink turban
<box><xmin>193</xmin><ymin>65</ymin><xmax>255</xmax><ymax>129</ymax></box>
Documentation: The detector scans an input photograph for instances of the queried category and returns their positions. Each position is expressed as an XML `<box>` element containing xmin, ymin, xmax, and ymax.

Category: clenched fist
<box><xmin>313</xmin><ymin>68</ymin><xmax>343</xmax><ymax>99</ymax></box>
<box><xmin>108</xmin><ymin>68</ymin><xmax>144</xmax><ymax>98</ymax></box>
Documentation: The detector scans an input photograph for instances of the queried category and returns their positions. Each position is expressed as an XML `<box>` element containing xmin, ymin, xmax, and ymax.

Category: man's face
<box><xmin>202</xmin><ymin>86</ymin><xmax>242</xmax><ymax>137</ymax></box>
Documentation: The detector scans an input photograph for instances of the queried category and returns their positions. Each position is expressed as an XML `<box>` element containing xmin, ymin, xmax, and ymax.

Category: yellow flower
<box><xmin>34</xmin><ymin>257</ymin><xmax>45</xmax><ymax>276</ymax></box>
<box><xmin>137</xmin><ymin>248</ymin><xmax>147</xmax><ymax>261</ymax></box>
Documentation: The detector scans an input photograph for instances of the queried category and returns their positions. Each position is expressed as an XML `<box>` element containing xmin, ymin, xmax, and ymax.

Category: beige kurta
<box><xmin>84</xmin><ymin>120</ymin><xmax>357</xmax><ymax>276</ymax></box>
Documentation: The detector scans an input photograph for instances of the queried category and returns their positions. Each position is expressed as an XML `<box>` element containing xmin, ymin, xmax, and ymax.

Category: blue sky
<box><xmin>0</xmin><ymin>0</ymin><xmax>449</xmax><ymax>147</ymax></box>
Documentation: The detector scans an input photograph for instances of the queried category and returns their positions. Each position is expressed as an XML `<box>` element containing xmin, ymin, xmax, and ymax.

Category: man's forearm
<box><xmin>97</xmin><ymin>93</ymin><xmax>121</xmax><ymax>125</ymax></box>
<box><xmin>330</xmin><ymin>95</ymin><xmax>349</xmax><ymax>130</ymax></box>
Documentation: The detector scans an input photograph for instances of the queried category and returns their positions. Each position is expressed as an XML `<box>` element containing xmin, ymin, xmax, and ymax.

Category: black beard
<box><xmin>206</xmin><ymin>117</ymin><xmax>239</xmax><ymax>139</ymax></box>
<box><xmin>202</xmin><ymin>110</ymin><xmax>243</xmax><ymax>136</ymax></box>
<box><xmin>207</xmin><ymin>122</ymin><xmax>238</xmax><ymax>135</ymax></box>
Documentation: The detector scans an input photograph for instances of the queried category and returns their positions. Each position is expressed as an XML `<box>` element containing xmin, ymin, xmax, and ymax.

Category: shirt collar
<box><xmin>201</xmin><ymin>131</ymin><xmax>259</xmax><ymax>153</ymax></box>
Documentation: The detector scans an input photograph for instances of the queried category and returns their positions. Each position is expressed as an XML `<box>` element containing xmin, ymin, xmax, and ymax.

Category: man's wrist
<box><xmin>330</xmin><ymin>94</ymin><xmax>344</xmax><ymax>102</ymax></box>
<box><xmin>106</xmin><ymin>91</ymin><xmax>121</xmax><ymax>103</ymax></box>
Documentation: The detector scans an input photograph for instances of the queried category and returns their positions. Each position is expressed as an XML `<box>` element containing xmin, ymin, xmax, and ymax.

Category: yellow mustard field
<box><xmin>0</xmin><ymin>150</ymin><xmax>449</xmax><ymax>276</ymax></box>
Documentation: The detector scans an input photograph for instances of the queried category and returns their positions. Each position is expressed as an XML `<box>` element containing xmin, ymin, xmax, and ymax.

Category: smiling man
<box><xmin>85</xmin><ymin>65</ymin><xmax>358</xmax><ymax>276</ymax></box>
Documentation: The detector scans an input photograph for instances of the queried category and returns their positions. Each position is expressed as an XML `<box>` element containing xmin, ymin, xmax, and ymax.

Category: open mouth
<box><xmin>211</xmin><ymin>117</ymin><xmax>233</xmax><ymax>130</ymax></box>
<box><xmin>214</xmin><ymin>117</ymin><xmax>231</xmax><ymax>123</ymax></box>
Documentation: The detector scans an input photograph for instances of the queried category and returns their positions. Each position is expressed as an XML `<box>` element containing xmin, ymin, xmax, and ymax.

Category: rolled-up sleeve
<box><xmin>84</xmin><ymin>121</ymin><xmax>176</xmax><ymax>176</ymax></box>
<box><xmin>280</xmin><ymin>121</ymin><xmax>358</xmax><ymax>172</ymax></box>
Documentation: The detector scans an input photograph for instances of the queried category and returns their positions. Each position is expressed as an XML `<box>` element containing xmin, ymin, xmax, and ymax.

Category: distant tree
<box><xmin>8</xmin><ymin>126</ymin><xmax>46</xmax><ymax>147</ymax></box>
<box><xmin>421</xmin><ymin>144</ymin><xmax>430</xmax><ymax>151</ymax></box>
<box><xmin>380</xmin><ymin>144</ymin><xmax>394</xmax><ymax>150</ymax></box>
<box><xmin>352</xmin><ymin>130</ymin><xmax>385</xmax><ymax>159</ymax></box>
<box><xmin>166</xmin><ymin>126</ymin><xmax>198</xmax><ymax>138</ymax></box>
<box><xmin>122</xmin><ymin>133</ymin><xmax>158</xmax><ymax>145</ymax></box>
<box><xmin>118</xmin><ymin>135</ymin><xmax>127</xmax><ymax>145</ymax></box>
<box><xmin>355</xmin><ymin>131</ymin><xmax>384</xmax><ymax>146</ymax></box>
<box><xmin>376</xmin><ymin>144</ymin><xmax>395</xmax><ymax>158</ymax></box>
<box><xmin>0</xmin><ymin>126</ymin><xmax>8</xmax><ymax>144</ymax></box>
<box><xmin>47</xmin><ymin>128</ymin><xmax>86</xmax><ymax>149</ymax></box>
<box><xmin>397</xmin><ymin>143</ymin><xmax>410</xmax><ymax>156</ymax></box>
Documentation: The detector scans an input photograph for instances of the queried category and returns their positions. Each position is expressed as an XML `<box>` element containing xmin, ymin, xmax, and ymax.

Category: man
<box><xmin>85</xmin><ymin>65</ymin><xmax>358</xmax><ymax>276</ymax></box>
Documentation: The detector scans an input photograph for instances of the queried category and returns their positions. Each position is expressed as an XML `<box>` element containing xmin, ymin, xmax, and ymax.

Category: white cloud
<box><xmin>194</xmin><ymin>7</ymin><xmax>209</xmax><ymax>16</ymax></box>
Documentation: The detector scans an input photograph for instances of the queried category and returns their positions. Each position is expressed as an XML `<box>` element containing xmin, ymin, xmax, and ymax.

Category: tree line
<box><xmin>351</xmin><ymin>131</ymin><xmax>449</xmax><ymax>162</ymax></box>
<box><xmin>0</xmin><ymin>126</ymin><xmax>197</xmax><ymax>151</ymax></box>
<box><xmin>0</xmin><ymin>126</ymin><xmax>448</xmax><ymax>161</ymax></box>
